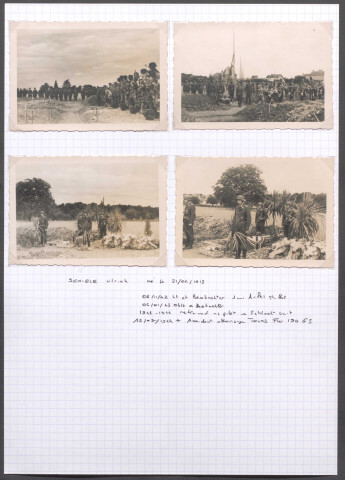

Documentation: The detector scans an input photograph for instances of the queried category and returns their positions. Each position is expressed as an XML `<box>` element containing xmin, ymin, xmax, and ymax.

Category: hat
<box><xmin>237</xmin><ymin>195</ymin><xmax>246</xmax><ymax>201</ymax></box>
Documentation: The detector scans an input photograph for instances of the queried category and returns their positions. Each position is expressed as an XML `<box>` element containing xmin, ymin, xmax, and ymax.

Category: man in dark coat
<box><xmin>237</xmin><ymin>83</ymin><xmax>243</xmax><ymax>107</ymax></box>
<box><xmin>232</xmin><ymin>195</ymin><xmax>251</xmax><ymax>258</ymax></box>
<box><xmin>245</xmin><ymin>82</ymin><xmax>252</xmax><ymax>105</ymax></box>
<box><xmin>37</xmin><ymin>211</ymin><xmax>48</xmax><ymax>246</ymax></box>
<box><xmin>77</xmin><ymin>212</ymin><xmax>92</xmax><ymax>246</ymax></box>
<box><xmin>98</xmin><ymin>213</ymin><xmax>107</xmax><ymax>239</ymax></box>
<box><xmin>255</xmin><ymin>201</ymin><xmax>268</xmax><ymax>234</ymax></box>
<box><xmin>183</xmin><ymin>199</ymin><xmax>196</xmax><ymax>249</ymax></box>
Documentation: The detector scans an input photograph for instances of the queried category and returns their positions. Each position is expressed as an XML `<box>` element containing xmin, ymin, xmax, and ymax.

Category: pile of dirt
<box><xmin>100</xmin><ymin>233</ymin><xmax>159</xmax><ymax>250</ymax></box>
<box><xmin>47</xmin><ymin>227</ymin><xmax>74</xmax><ymax>243</ymax></box>
<box><xmin>198</xmin><ymin>240</ymin><xmax>226</xmax><ymax>258</ymax></box>
<box><xmin>194</xmin><ymin>216</ymin><xmax>230</xmax><ymax>242</ymax></box>
<box><xmin>182</xmin><ymin>94</ymin><xmax>229</xmax><ymax>112</ymax></box>
<box><xmin>232</xmin><ymin>100</ymin><xmax>324</xmax><ymax>123</ymax></box>
<box><xmin>17</xmin><ymin>227</ymin><xmax>40</xmax><ymax>248</ymax></box>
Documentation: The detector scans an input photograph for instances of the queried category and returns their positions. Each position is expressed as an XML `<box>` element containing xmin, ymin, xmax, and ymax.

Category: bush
<box><xmin>85</xmin><ymin>95</ymin><xmax>98</xmax><ymax>106</ymax></box>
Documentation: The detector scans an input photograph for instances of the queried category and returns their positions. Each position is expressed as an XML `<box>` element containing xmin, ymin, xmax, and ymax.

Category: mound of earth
<box><xmin>232</xmin><ymin>100</ymin><xmax>324</xmax><ymax>122</ymax></box>
<box><xmin>194</xmin><ymin>216</ymin><xmax>230</xmax><ymax>242</ymax></box>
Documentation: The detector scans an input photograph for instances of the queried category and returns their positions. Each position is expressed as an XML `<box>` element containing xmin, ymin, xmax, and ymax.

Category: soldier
<box><xmin>98</xmin><ymin>213</ymin><xmax>107</xmax><ymax>239</ymax></box>
<box><xmin>77</xmin><ymin>212</ymin><xmax>92</xmax><ymax>247</ymax></box>
<box><xmin>37</xmin><ymin>211</ymin><xmax>48</xmax><ymax>246</ymax></box>
<box><xmin>236</xmin><ymin>82</ymin><xmax>243</xmax><ymax>107</ymax></box>
<box><xmin>228</xmin><ymin>81</ymin><xmax>235</xmax><ymax>103</ymax></box>
<box><xmin>33</xmin><ymin>87</ymin><xmax>38</xmax><ymax>99</ymax></box>
<box><xmin>183</xmin><ymin>199</ymin><xmax>196</xmax><ymax>249</ymax></box>
<box><xmin>245</xmin><ymin>82</ymin><xmax>252</xmax><ymax>105</ymax></box>
<box><xmin>282</xmin><ymin>201</ymin><xmax>295</xmax><ymax>239</ymax></box>
<box><xmin>232</xmin><ymin>195</ymin><xmax>251</xmax><ymax>259</ymax></box>
<box><xmin>255</xmin><ymin>201</ymin><xmax>268</xmax><ymax>234</ymax></box>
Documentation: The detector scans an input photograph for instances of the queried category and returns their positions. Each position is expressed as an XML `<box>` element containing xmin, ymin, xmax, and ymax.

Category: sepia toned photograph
<box><xmin>10</xmin><ymin>22</ymin><xmax>168</xmax><ymax>131</ymax></box>
<box><xmin>174</xmin><ymin>23</ymin><xmax>333</xmax><ymax>129</ymax></box>
<box><xmin>9</xmin><ymin>157</ymin><xmax>167</xmax><ymax>265</ymax></box>
<box><xmin>176</xmin><ymin>157</ymin><xmax>334</xmax><ymax>267</ymax></box>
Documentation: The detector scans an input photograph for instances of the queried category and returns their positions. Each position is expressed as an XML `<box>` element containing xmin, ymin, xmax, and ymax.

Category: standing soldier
<box><xmin>37</xmin><ymin>211</ymin><xmax>48</xmax><ymax>246</ymax></box>
<box><xmin>245</xmin><ymin>81</ymin><xmax>252</xmax><ymax>105</ymax></box>
<box><xmin>237</xmin><ymin>82</ymin><xmax>243</xmax><ymax>107</ymax></box>
<box><xmin>98</xmin><ymin>213</ymin><xmax>107</xmax><ymax>239</ymax></box>
<box><xmin>33</xmin><ymin>87</ymin><xmax>38</xmax><ymax>99</ymax></box>
<box><xmin>232</xmin><ymin>195</ymin><xmax>251</xmax><ymax>259</ymax></box>
<box><xmin>282</xmin><ymin>201</ymin><xmax>295</xmax><ymax>239</ymax></box>
<box><xmin>77</xmin><ymin>212</ymin><xmax>92</xmax><ymax>247</ymax></box>
<box><xmin>228</xmin><ymin>81</ymin><xmax>235</xmax><ymax>103</ymax></box>
<box><xmin>183</xmin><ymin>199</ymin><xmax>196</xmax><ymax>249</ymax></box>
<box><xmin>255</xmin><ymin>201</ymin><xmax>268</xmax><ymax>234</ymax></box>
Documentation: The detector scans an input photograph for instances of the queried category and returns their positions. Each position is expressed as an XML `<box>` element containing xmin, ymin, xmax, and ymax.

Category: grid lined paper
<box><xmin>4</xmin><ymin>3</ymin><xmax>339</xmax><ymax>475</ymax></box>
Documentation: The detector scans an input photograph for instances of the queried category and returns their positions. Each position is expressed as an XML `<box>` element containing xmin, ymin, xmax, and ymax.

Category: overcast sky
<box><xmin>16</xmin><ymin>161</ymin><xmax>159</xmax><ymax>206</ymax></box>
<box><xmin>180</xmin><ymin>158</ymin><xmax>330</xmax><ymax>196</ymax></box>
<box><xmin>176</xmin><ymin>23</ymin><xmax>331</xmax><ymax>78</ymax></box>
<box><xmin>17</xmin><ymin>27</ymin><xmax>160</xmax><ymax>88</ymax></box>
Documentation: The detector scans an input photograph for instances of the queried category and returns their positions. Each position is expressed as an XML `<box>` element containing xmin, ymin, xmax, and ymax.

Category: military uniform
<box><xmin>232</xmin><ymin>202</ymin><xmax>251</xmax><ymax>258</ymax></box>
<box><xmin>183</xmin><ymin>202</ymin><xmax>196</xmax><ymax>248</ymax></box>
<box><xmin>38</xmin><ymin>213</ymin><xmax>48</xmax><ymax>246</ymax></box>
<box><xmin>255</xmin><ymin>205</ymin><xmax>268</xmax><ymax>234</ymax></box>
<box><xmin>98</xmin><ymin>216</ymin><xmax>107</xmax><ymax>239</ymax></box>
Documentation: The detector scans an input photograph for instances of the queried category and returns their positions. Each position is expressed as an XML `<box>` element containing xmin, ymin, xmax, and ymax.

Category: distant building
<box><xmin>303</xmin><ymin>70</ymin><xmax>324</xmax><ymax>82</ymax></box>
<box><xmin>266</xmin><ymin>74</ymin><xmax>284</xmax><ymax>82</ymax></box>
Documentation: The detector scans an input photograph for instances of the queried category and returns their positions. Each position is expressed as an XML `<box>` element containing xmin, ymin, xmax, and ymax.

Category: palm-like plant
<box><xmin>266</xmin><ymin>190</ymin><xmax>281</xmax><ymax>227</ymax></box>
<box><xmin>278</xmin><ymin>190</ymin><xmax>292</xmax><ymax>217</ymax></box>
<box><xmin>290</xmin><ymin>193</ymin><xmax>325</xmax><ymax>241</ymax></box>
<box><xmin>107</xmin><ymin>208</ymin><xmax>124</xmax><ymax>233</ymax></box>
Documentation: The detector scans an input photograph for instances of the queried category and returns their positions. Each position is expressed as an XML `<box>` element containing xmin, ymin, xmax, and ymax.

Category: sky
<box><xmin>181</xmin><ymin>158</ymin><xmax>330</xmax><ymax>196</ymax></box>
<box><xmin>17</xmin><ymin>27</ymin><xmax>160</xmax><ymax>88</ymax></box>
<box><xmin>176</xmin><ymin>23</ymin><xmax>331</xmax><ymax>78</ymax></box>
<box><xmin>16</xmin><ymin>161</ymin><xmax>159</xmax><ymax>207</ymax></box>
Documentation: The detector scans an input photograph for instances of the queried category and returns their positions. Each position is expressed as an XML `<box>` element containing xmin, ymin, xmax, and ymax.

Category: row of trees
<box><xmin>16</xmin><ymin>178</ymin><xmax>159</xmax><ymax>221</ymax></box>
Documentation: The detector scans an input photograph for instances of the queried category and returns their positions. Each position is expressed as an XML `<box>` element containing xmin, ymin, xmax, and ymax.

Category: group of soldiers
<box><xmin>183</xmin><ymin>195</ymin><xmax>298</xmax><ymax>259</ymax></box>
<box><xmin>183</xmin><ymin>76</ymin><xmax>325</xmax><ymax>107</ymax></box>
<box><xmin>35</xmin><ymin>211</ymin><xmax>108</xmax><ymax>247</ymax></box>
<box><xmin>17</xmin><ymin>63</ymin><xmax>160</xmax><ymax>119</ymax></box>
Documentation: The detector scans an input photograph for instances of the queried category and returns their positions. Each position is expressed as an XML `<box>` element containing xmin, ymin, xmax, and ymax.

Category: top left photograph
<box><xmin>9</xmin><ymin>22</ymin><xmax>168</xmax><ymax>131</ymax></box>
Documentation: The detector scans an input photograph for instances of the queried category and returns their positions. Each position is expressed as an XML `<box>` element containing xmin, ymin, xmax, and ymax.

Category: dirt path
<box><xmin>17</xmin><ymin>245</ymin><xmax>160</xmax><ymax>260</ymax></box>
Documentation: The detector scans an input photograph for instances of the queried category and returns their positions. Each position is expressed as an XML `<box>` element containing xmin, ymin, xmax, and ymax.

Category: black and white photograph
<box><xmin>174</xmin><ymin>23</ymin><xmax>332</xmax><ymax>129</ymax></box>
<box><xmin>10</xmin><ymin>22</ymin><xmax>168</xmax><ymax>131</ymax></box>
<box><xmin>9</xmin><ymin>157</ymin><xmax>167</xmax><ymax>265</ymax></box>
<box><xmin>176</xmin><ymin>157</ymin><xmax>334</xmax><ymax>267</ymax></box>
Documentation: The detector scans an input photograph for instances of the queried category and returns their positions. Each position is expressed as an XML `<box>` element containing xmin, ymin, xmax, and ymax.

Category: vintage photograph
<box><xmin>176</xmin><ymin>157</ymin><xmax>334</xmax><ymax>267</ymax></box>
<box><xmin>174</xmin><ymin>23</ymin><xmax>332</xmax><ymax>129</ymax></box>
<box><xmin>9</xmin><ymin>157</ymin><xmax>167</xmax><ymax>265</ymax></box>
<box><xmin>10</xmin><ymin>22</ymin><xmax>168</xmax><ymax>131</ymax></box>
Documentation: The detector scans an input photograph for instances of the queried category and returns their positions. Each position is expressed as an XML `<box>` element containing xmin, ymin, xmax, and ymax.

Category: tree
<box><xmin>190</xmin><ymin>195</ymin><xmax>200</xmax><ymax>205</ymax></box>
<box><xmin>16</xmin><ymin>178</ymin><xmax>56</xmax><ymax>220</ymax></box>
<box><xmin>294</xmin><ymin>75</ymin><xmax>305</xmax><ymax>84</ymax></box>
<box><xmin>207</xmin><ymin>195</ymin><xmax>217</xmax><ymax>205</ymax></box>
<box><xmin>213</xmin><ymin>164</ymin><xmax>267</xmax><ymax>208</ymax></box>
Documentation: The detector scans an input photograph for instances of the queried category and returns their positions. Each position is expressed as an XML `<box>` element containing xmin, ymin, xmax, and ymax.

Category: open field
<box><xmin>17</xmin><ymin>98</ymin><xmax>157</xmax><ymax>124</ymax></box>
<box><xmin>181</xmin><ymin>94</ymin><xmax>324</xmax><ymax>123</ymax></box>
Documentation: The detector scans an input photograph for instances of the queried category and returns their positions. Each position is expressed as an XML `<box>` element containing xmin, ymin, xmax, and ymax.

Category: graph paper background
<box><xmin>4</xmin><ymin>3</ymin><xmax>339</xmax><ymax>475</ymax></box>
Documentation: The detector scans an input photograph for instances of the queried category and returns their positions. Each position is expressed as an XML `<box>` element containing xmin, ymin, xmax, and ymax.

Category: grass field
<box><xmin>17</xmin><ymin>98</ymin><xmax>156</xmax><ymax>124</ymax></box>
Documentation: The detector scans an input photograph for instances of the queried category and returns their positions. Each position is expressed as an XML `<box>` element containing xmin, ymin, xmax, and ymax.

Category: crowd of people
<box><xmin>17</xmin><ymin>63</ymin><xmax>160</xmax><ymax>120</ymax></box>
<box><xmin>182</xmin><ymin>75</ymin><xmax>324</xmax><ymax>107</ymax></box>
<box><xmin>183</xmin><ymin>195</ymin><xmax>298</xmax><ymax>259</ymax></box>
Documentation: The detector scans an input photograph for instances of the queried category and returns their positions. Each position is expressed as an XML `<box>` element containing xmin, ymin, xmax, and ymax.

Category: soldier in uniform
<box><xmin>236</xmin><ymin>82</ymin><xmax>243</xmax><ymax>107</ymax></box>
<box><xmin>183</xmin><ymin>199</ymin><xmax>196</xmax><ymax>249</ymax></box>
<box><xmin>98</xmin><ymin>213</ymin><xmax>107</xmax><ymax>239</ymax></box>
<box><xmin>255</xmin><ymin>201</ymin><xmax>268</xmax><ymax>234</ymax></box>
<box><xmin>37</xmin><ymin>211</ymin><xmax>48</xmax><ymax>246</ymax></box>
<box><xmin>232</xmin><ymin>195</ymin><xmax>251</xmax><ymax>259</ymax></box>
<box><xmin>245</xmin><ymin>82</ymin><xmax>252</xmax><ymax>105</ymax></box>
<box><xmin>77</xmin><ymin>212</ymin><xmax>92</xmax><ymax>246</ymax></box>
<box><xmin>282</xmin><ymin>201</ymin><xmax>295</xmax><ymax>239</ymax></box>
<box><xmin>33</xmin><ymin>88</ymin><xmax>38</xmax><ymax>99</ymax></box>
